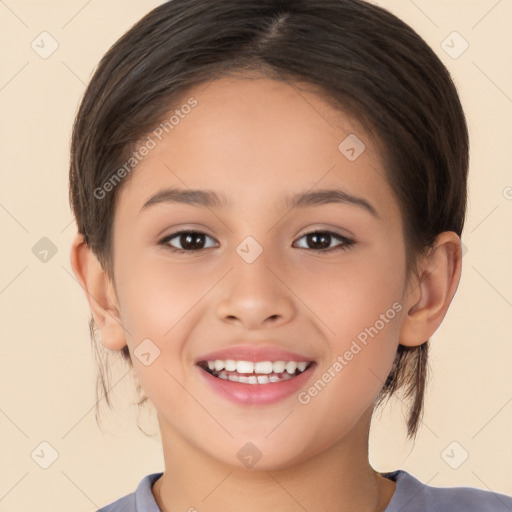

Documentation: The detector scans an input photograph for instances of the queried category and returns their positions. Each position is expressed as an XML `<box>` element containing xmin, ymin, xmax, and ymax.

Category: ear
<box><xmin>69</xmin><ymin>232</ymin><xmax>127</xmax><ymax>350</ymax></box>
<box><xmin>399</xmin><ymin>231</ymin><xmax>463</xmax><ymax>347</ymax></box>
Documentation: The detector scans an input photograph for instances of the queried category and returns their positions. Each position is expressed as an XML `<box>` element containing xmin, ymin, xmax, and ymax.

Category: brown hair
<box><xmin>68</xmin><ymin>0</ymin><xmax>469</xmax><ymax>440</ymax></box>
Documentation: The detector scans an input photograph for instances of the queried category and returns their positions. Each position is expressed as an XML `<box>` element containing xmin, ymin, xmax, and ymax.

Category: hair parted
<box><xmin>69</xmin><ymin>0</ymin><xmax>469</xmax><ymax>440</ymax></box>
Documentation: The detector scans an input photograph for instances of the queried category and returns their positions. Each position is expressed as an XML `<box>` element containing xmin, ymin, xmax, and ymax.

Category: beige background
<box><xmin>1</xmin><ymin>0</ymin><xmax>511</xmax><ymax>510</ymax></box>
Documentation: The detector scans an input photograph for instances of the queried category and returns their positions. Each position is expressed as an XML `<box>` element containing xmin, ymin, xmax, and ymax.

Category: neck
<box><xmin>152</xmin><ymin>406</ymin><xmax>396</xmax><ymax>512</ymax></box>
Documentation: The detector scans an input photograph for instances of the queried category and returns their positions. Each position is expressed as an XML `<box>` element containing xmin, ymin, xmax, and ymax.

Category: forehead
<box><xmin>115</xmin><ymin>76</ymin><xmax>398</xmax><ymax>222</ymax></box>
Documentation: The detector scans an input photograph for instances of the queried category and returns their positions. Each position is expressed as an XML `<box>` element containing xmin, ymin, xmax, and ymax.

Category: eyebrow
<box><xmin>140</xmin><ymin>187</ymin><xmax>379</xmax><ymax>218</ymax></box>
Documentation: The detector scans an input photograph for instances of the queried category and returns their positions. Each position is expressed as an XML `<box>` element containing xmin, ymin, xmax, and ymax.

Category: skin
<box><xmin>70</xmin><ymin>76</ymin><xmax>462</xmax><ymax>511</ymax></box>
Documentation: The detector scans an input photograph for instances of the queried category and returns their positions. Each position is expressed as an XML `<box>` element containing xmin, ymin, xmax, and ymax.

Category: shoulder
<box><xmin>382</xmin><ymin>469</ymin><xmax>512</xmax><ymax>512</ymax></box>
<box><xmin>96</xmin><ymin>472</ymin><xmax>163</xmax><ymax>512</ymax></box>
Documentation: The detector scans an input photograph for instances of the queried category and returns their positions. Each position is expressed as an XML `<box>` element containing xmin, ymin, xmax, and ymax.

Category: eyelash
<box><xmin>158</xmin><ymin>230</ymin><xmax>355</xmax><ymax>254</ymax></box>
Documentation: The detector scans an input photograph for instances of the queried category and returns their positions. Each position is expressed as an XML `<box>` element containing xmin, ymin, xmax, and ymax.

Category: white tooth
<box><xmin>225</xmin><ymin>359</ymin><xmax>237</xmax><ymax>371</ymax></box>
<box><xmin>285</xmin><ymin>362</ymin><xmax>298</xmax><ymax>374</ymax></box>
<box><xmin>257</xmin><ymin>375</ymin><xmax>270</xmax><ymax>384</ymax></box>
<box><xmin>254</xmin><ymin>361</ymin><xmax>273</xmax><ymax>374</ymax></box>
<box><xmin>236</xmin><ymin>360</ymin><xmax>255</xmax><ymax>374</ymax></box>
<box><xmin>228</xmin><ymin>373</ymin><xmax>240</xmax><ymax>382</ymax></box>
<box><xmin>247</xmin><ymin>375</ymin><xmax>258</xmax><ymax>384</ymax></box>
<box><xmin>214</xmin><ymin>360</ymin><xmax>225</xmax><ymax>371</ymax></box>
<box><xmin>217</xmin><ymin>371</ymin><xmax>228</xmax><ymax>380</ymax></box>
<box><xmin>238</xmin><ymin>375</ymin><xmax>251</xmax><ymax>383</ymax></box>
<box><xmin>207</xmin><ymin>361</ymin><xmax>215</xmax><ymax>370</ymax></box>
<box><xmin>268</xmin><ymin>375</ymin><xmax>280</xmax><ymax>382</ymax></box>
<box><xmin>297</xmin><ymin>362</ymin><xmax>308</xmax><ymax>372</ymax></box>
<box><xmin>272</xmin><ymin>361</ymin><xmax>286</xmax><ymax>373</ymax></box>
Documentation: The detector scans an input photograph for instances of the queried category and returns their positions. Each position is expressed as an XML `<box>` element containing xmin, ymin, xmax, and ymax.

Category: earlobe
<box><xmin>399</xmin><ymin>231</ymin><xmax>463</xmax><ymax>347</ymax></box>
<box><xmin>69</xmin><ymin>232</ymin><xmax>127</xmax><ymax>350</ymax></box>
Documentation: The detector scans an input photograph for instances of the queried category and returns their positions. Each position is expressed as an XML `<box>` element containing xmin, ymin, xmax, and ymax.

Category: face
<box><xmin>109</xmin><ymin>76</ymin><xmax>409</xmax><ymax>470</ymax></box>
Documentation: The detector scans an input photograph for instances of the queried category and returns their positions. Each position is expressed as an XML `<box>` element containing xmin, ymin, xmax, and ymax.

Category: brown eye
<box><xmin>294</xmin><ymin>231</ymin><xmax>354</xmax><ymax>252</ymax></box>
<box><xmin>159</xmin><ymin>231</ymin><xmax>217</xmax><ymax>252</ymax></box>
<box><xmin>158</xmin><ymin>229</ymin><xmax>355</xmax><ymax>254</ymax></box>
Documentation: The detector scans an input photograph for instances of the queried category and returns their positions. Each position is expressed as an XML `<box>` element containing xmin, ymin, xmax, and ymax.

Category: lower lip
<box><xmin>196</xmin><ymin>364</ymin><xmax>316</xmax><ymax>405</ymax></box>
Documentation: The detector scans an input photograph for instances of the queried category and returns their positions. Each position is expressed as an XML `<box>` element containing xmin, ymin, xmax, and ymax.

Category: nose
<box><xmin>216</xmin><ymin>249</ymin><xmax>296</xmax><ymax>330</ymax></box>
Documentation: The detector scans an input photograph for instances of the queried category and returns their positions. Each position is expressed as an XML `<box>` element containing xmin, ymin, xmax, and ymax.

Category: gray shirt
<box><xmin>97</xmin><ymin>469</ymin><xmax>512</xmax><ymax>511</ymax></box>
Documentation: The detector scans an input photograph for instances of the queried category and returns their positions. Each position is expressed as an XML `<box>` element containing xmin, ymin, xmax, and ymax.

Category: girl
<box><xmin>68</xmin><ymin>1</ymin><xmax>512</xmax><ymax>510</ymax></box>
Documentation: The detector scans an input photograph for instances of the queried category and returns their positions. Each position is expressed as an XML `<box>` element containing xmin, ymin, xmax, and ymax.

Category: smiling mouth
<box><xmin>197</xmin><ymin>359</ymin><xmax>315</xmax><ymax>385</ymax></box>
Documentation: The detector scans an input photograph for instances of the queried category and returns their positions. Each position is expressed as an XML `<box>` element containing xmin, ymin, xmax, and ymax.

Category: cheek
<box><xmin>115</xmin><ymin>251</ymin><xmax>217</xmax><ymax>338</ymax></box>
<box><xmin>299</xmin><ymin>243</ymin><xmax>404</xmax><ymax>402</ymax></box>
<box><xmin>113</xmin><ymin>258</ymin><xmax>212</xmax><ymax>410</ymax></box>
<box><xmin>299</xmin><ymin>240</ymin><xmax>405</xmax><ymax>338</ymax></box>
<box><xmin>113</xmin><ymin>252</ymin><xmax>224</xmax><ymax>393</ymax></box>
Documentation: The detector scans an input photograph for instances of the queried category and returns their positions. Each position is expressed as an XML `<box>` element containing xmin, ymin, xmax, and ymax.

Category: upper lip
<box><xmin>195</xmin><ymin>344</ymin><xmax>315</xmax><ymax>364</ymax></box>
